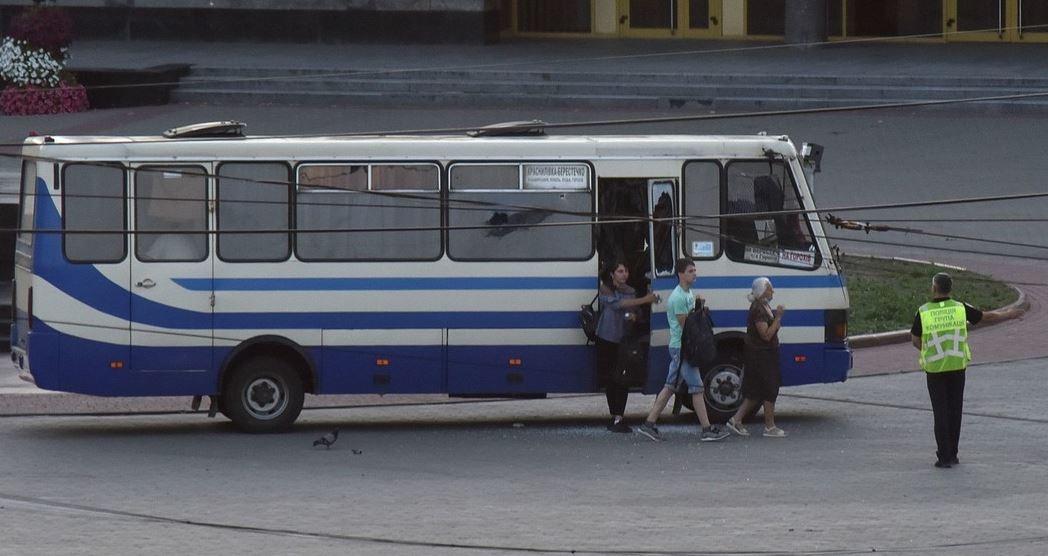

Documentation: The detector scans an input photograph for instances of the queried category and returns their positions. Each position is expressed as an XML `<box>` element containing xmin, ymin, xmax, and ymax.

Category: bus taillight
<box><xmin>824</xmin><ymin>309</ymin><xmax>847</xmax><ymax>343</ymax></box>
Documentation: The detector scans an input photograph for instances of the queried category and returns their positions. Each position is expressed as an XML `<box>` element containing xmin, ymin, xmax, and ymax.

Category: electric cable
<box><xmin>4</xmin><ymin>81</ymin><xmax>1048</xmax><ymax>149</ymax></box>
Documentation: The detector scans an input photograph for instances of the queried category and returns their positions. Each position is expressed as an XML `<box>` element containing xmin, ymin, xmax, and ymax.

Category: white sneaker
<box><xmin>763</xmin><ymin>426</ymin><xmax>787</xmax><ymax>438</ymax></box>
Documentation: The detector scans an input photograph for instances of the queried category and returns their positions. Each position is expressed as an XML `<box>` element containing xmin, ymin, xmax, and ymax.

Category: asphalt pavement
<box><xmin>1</xmin><ymin>357</ymin><xmax>1047</xmax><ymax>556</ymax></box>
<box><xmin>2</xmin><ymin>38</ymin><xmax>1048</xmax><ymax>554</ymax></box>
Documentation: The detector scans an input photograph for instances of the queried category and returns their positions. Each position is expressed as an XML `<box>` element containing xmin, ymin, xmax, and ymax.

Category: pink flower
<box><xmin>0</xmin><ymin>84</ymin><xmax>89</xmax><ymax>115</ymax></box>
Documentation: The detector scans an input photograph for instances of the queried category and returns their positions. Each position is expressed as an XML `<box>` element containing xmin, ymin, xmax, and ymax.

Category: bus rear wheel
<box><xmin>222</xmin><ymin>355</ymin><xmax>304</xmax><ymax>433</ymax></box>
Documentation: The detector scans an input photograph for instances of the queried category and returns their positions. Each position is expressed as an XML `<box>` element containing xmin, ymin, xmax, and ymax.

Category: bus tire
<box><xmin>703</xmin><ymin>350</ymin><xmax>745</xmax><ymax>424</ymax></box>
<box><xmin>673</xmin><ymin>350</ymin><xmax>745</xmax><ymax>424</ymax></box>
<box><xmin>222</xmin><ymin>355</ymin><xmax>304</xmax><ymax>433</ymax></box>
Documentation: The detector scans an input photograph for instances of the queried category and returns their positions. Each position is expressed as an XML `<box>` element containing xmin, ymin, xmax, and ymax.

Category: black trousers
<box><xmin>926</xmin><ymin>369</ymin><xmax>966</xmax><ymax>462</ymax></box>
<box><xmin>596</xmin><ymin>338</ymin><xmax>629</xmax><ymax>417</ymax></box>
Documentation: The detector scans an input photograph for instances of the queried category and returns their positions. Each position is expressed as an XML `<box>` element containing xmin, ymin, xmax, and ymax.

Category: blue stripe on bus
<box><xmin>180</xmin><ymin>274</ymin><xmax>842</xmax><ymax>292</ymax></box>
<box><xmin>651</xmin><ymin>309</ymin><xmax>824</xmax><ymax>329</ymax></box>
<box><xmin>179</xmin><ymin>276</ymin><xmax>598</xmax><ymax>291</ymax></box>
<box><xmin>213</xmin><ymin>311</ymin><xmax>581</xmax><ymax>330</ymax></box>
<box><xmin>654</xmin><ymin>275</ymin><xmax>844</xmax><ymax>290</ymax></box>
<box><xmin>27</xmin><ymin>320</ymin><xmax>848</xmax><ymax>396</ymax></box>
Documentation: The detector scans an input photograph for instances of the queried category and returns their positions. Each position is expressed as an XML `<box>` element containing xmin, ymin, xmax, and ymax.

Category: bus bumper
<box><xmin>824</xmin><ymin>344</ymin><xmax>853</xmax><ymax>383</ymax></box>
<box><xmin>10</xmin><ymin>347</ymin><xmax>36</xmax><ymax>385</ymax></box>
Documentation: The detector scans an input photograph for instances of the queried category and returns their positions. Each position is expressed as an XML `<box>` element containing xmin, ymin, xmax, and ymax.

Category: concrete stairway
<box><xmin>171</xmin><ymin>67</ymin><xmax>1048</xmax><ymax>111</ymax></box>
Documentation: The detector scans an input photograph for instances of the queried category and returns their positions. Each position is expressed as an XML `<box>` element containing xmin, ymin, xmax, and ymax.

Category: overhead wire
<box><xmin>3</xmin><ymin>81</ymin><xmax>1048</xmax><ymax>149</ymax></box>
<box><xmin>6</xmin><ymin>150</ymin><xmax>1048</xmax><ymax>234</ymax></box>
<box><xmin>9</xmin><ymin>185</ymin><xmax>1048</xmax><ymax>258</ymax></box>
<box><xmin>841</xmin><ymin>217</ymin><xmax>1048</xmax><ymax>223</ymax></box>
<box><xmin>0</xmin><ymin>24</ymin><xmax>1047</xmax><ymax>148</ymax></box>
<box><xmin>13</xmin><ymin>216</ymin><xmax>1043</xmax><ymax>362</ymax></box>
<box><xmin>3</xmin><ymin>28</ymin><xmax>1047</xmax><ymax>335</ymax></box>
<box><xmin>15</xmin><ymin>207</ymin><xmax>1048</xmax><ymax>384</ymax></box>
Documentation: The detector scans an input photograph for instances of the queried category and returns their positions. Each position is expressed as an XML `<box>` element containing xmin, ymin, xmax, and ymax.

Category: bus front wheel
<box><xmin>222</xmin><ymin>355</ymin><xmax>304</xmax><ymax>433</ymax></box>
<box><xmin>702</xmin><ymin>351</ymin><xmax>745</xmax><ymax>424</ymax></box>
<box><xmin>673</xmin><ymin>349</ymin><xmax>745</xmax><ymax>423</ymax></box>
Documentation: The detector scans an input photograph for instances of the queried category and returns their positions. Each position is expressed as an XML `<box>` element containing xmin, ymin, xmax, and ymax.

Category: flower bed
<box><xmin>0</xmin><ymin>4</ymin><xmax>87</xmax><ymax>116</ymax></box>
<box><xmin>0</xmin><ymin>37</ymin><xmax>65</xmax><ymax>87</ymax></box>
<box><xmin>0</xmin><ymin>83</ymin><xmax>88</xmax><ymax>115</ymax></box>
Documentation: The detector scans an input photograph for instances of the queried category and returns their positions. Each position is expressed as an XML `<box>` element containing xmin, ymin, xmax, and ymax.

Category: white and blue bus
<box><xmin>11</xmin><ymin>122</ymin><xmax>851</xmax><ymax>432</ymax></box>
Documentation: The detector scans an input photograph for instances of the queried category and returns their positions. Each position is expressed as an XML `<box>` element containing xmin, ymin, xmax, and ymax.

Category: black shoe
<box><xmin>949</xmin><ymin>456</ymin><xmax>959</xmax><ymax>465</ymax></box>
<box><xmin>934</xmin><ymin>460</ymin><xmax>952</xmax><ymax>469</ymax></box>
<box><xmin>607</xmin><ymin>420</ymin><xmax>632</xmax><ymax>433</ymax></box>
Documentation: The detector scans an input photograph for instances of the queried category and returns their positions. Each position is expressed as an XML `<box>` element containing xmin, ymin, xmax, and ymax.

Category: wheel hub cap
<box><xmin>245</xmin><ymin>378</ymin><xmax>284</xmax><ymax>416</ymax></box>
<box><xmin>707</xmin><ymin>367</ymin><xmax>742</xmax><ymax>409</ymax></box>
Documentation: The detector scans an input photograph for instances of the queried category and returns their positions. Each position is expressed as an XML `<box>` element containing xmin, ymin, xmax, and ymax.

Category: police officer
<box><xmin>910</xmin><ymin>273</ymin><xmax>982</xmax><ymax>469</ymax></box>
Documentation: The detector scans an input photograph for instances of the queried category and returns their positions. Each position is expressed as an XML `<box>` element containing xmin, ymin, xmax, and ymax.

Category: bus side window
<box><xmin>296</xmin><ymin>163</ymin><xmax>441</xmax><ymax>261</ymax></box>
<box><xmin>135</xmin><ymin>166</ymin><xmax>208</xmax><ymax>263</ymax></box>
<box><xmin>217</xmin><ymin>162</ymin><xmax>291</xmax><ymax>262</ymax></box>
<box><xmin>63</xmin><ymin>163</ymin><xmax>127</xmax><ymax>263</ymax></box>
<box><xmin>448</xmin><ymin>163</ymin><xmax>592</xmax><ymax>261</ymax></box>
<box><xmin>682</xmin><ymin>161</ymin><xmax>721</xmax><ymax>260</ymax></box>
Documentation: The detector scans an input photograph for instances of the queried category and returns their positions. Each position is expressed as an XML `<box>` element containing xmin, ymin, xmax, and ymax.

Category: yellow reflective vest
<box><xmin>918</xmin><ymin>299</ymin><xmax>971</xmax><ymax>373</ymax></box>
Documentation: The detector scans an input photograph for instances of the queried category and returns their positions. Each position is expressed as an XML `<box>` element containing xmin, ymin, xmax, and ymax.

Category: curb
<box><xmin>848</xmin><ymin>285</ymin><xmax>1029</xmax><ymax>349</ymax></box>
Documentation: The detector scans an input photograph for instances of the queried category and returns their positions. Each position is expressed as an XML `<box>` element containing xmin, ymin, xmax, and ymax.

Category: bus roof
<box><xmin>23</xmin><ymin>133</ymin><xmax>800</xmax><ymax>161</ymax></box>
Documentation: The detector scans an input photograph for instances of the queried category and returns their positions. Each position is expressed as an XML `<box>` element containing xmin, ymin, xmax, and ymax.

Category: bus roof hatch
<box><xmin>467</xmin><ymin>120</ymin><xmax>546</xmax><ymax>137</ymax></box>
<box><xmin>163</xmin><ymin>121</ymin><xmax>246</xmax><ymax>139</ymax></box>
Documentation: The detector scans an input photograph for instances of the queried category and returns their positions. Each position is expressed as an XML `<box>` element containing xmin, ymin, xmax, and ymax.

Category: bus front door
<box><xmin>128</xmin><ymin>164</ymin><xmax>213</xmax><ymax>393</ymax></box>
<box><xmin>647</xmin><ymin>179</ymin><xmax>679</xmax><ymax>281</ymax></box>
<box><xmin>646</xmin><ymin>178</ymin><xmax>679</xmax><ymax>392</ymax></box>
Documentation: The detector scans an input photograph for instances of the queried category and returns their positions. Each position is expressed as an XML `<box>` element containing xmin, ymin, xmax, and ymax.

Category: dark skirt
<box><xmin>742</xmin><ymin>346</ymin><xmax>782</xmax><ymax>403</ymax></box>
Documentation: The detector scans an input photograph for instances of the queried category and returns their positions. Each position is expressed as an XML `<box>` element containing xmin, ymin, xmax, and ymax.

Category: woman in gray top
<box><xmin>595</xmin><ymin>261</ymin><xmax>656</xmax><ymax>433</ymax></box>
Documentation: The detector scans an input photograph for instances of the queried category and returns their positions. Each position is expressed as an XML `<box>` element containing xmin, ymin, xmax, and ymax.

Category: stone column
<box><xmin>784</xmin><ymin>0</ymin><xmax>827</xmax><ymax>47</ymax></box>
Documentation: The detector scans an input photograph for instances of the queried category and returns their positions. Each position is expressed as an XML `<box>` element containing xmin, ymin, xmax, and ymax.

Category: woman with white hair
<box><xmin>725</xmin><ymin>277</ymin><xmax>787</xmax><ymax>438</ymax></box>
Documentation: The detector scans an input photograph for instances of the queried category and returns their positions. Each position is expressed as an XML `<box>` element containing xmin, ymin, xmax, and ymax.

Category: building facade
<box><xmin>1</xmin><ymin>0</ymin><xmax>1045</xmax><ymax>44</ymax></box>
<box><xmin>509</xmin><ymin>0</ymin><xmax>1048</xmax><ymax>43</ymax></box>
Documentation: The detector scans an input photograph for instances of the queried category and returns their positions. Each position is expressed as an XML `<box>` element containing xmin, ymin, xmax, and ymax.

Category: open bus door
<box><xmin>645</xmin><ymin>178</ymin><xmax>678</xmax><ymax>394</ymax></box>
<box><xmin>647</xmin><ymin>179</ymin><xmax>678</xmax><ymax>281</ymax></box>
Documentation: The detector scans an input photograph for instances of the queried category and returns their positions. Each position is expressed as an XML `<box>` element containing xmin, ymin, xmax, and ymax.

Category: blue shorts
<box><xmin>665</xmin><ymin>347</ymin><xmax>704</xmax><ymax>394</ymax></box>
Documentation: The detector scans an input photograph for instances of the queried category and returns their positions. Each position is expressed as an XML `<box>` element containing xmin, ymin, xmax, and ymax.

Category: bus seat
<box><xmin>141</xmin><ymin>233</ymin><xmax>205</xmax><ymax>261</ymax></box>
<box><xmin>724</xmin><ymin>199</ymin><xmax>757</xmax><ymax>260</ymax></box>
<box><xmin>753</xmin><ymin>175</ymin><xmax>783</xmax><ymax>213</ymax></box>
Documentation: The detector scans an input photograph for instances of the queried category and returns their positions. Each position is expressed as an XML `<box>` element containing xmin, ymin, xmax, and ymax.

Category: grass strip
<box><xmin>841</xmin><ymin>254</ymin><xmax>1018</xmax><ymax>335</ymax></box>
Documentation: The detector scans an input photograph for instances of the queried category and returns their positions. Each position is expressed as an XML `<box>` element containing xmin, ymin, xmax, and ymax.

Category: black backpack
<box><xmin>682</xmin><ymin>304</ymin><xmax>717</xmax><ymax>369</ymax></box>
<box><xmin>579</xmin><ymin>293</ymin><xmax>600</xmax><ymax>344</ymax></box>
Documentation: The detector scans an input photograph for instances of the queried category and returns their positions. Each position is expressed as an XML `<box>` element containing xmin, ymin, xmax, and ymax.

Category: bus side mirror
<box><xmin>801</xmin><ymin>142</ymin><xmax>824</xmax><ymax>173</ymax></box>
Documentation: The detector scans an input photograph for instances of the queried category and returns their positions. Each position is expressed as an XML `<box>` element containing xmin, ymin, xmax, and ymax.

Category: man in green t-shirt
<box><xmin>636</xmin><ymin>258</ymin><xmax>728</xmax><ymax>442</ymax></box>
